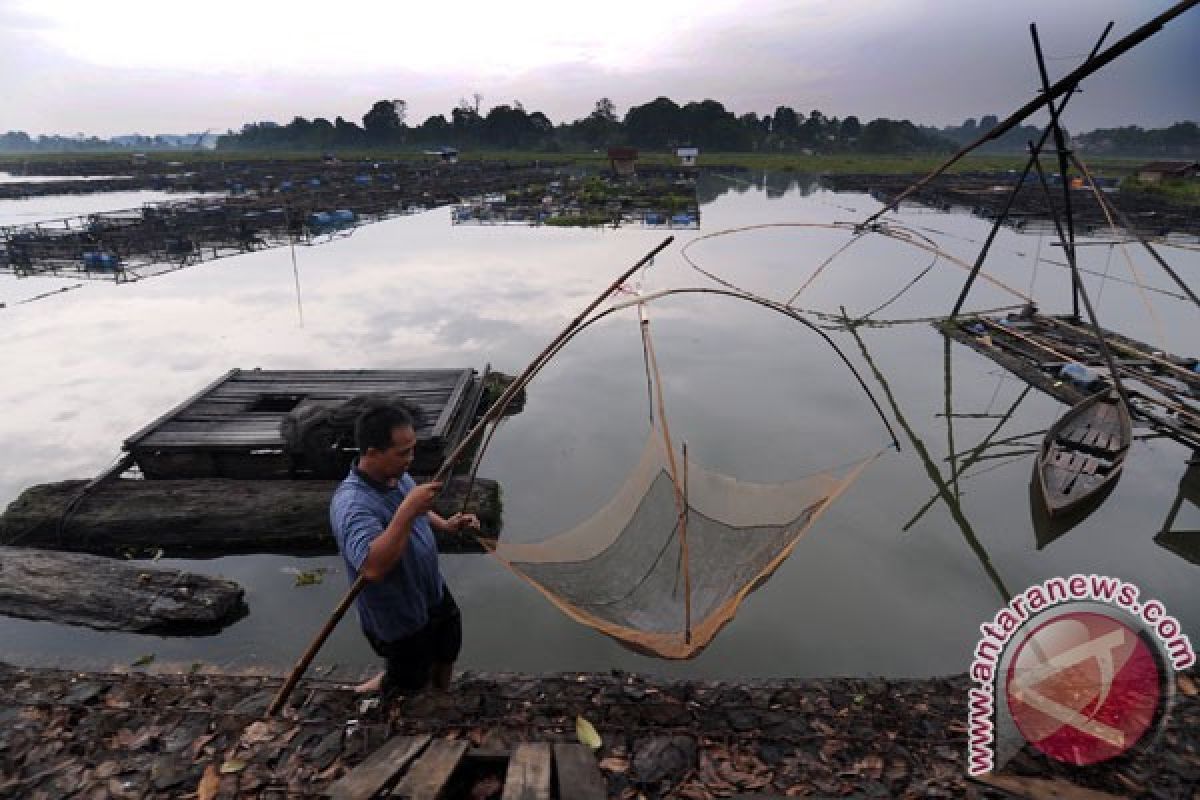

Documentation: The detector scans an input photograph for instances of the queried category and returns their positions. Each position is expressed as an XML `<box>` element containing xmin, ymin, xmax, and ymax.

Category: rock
<box><xmin>150</xmin><ymin>755</ymin><xmax>187</xmax><ymax>790</ymax></box>
<box><xmin>632</xmin><ymin>735</ymin><xmax>697</xmax><ymax>785</ymax></box>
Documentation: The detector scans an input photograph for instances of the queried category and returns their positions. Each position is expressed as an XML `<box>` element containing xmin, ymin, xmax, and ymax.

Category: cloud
<box><xmin>2</xmin><ymin>0</ymin><xmax>1195</xmax><ymax>136</ymax></box>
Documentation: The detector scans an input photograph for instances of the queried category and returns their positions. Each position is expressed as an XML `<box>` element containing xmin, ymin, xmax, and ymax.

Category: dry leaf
<box><xmin>854</xmin><ymin>754</ymin><xmax>885</xmax><ymax>781</ymax></box>
<box><xmin>599</xmin><ymin>756</ymin><xmax>630</xmax><ymax>773</ymax></box>
<box><xmin>575</xmin><ymin>715</ymin><xmax>602</xmax><ymax>750</ymax></box>
<box><xmin>239</xmin><ymin>721</ymin><xmax>274</xmax><ymax>746</ymax></box>
<box><xmin>197</xmin><ymin>765</ymin><xmax>220</xmax><ymax>800</ymax></box>
<box><xmin>219</xmin><ymin>759</ymin><xmax>247</xmax><ymax>774</ymax></box>
<box><xmin>191</xmin><ymin>733</ymin><xmax>216</xmax><ymax>759</ymax></box>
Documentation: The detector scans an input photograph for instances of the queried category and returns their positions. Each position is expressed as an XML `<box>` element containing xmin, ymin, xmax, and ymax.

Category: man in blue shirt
<box><xmin>330</xmin><ymin>404</ymin><xmax>479</xmax><ymax>696</ymax></box>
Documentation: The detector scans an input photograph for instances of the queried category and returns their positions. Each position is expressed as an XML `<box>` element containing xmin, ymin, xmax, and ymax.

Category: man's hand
<box><xmin>444</xmin><ymin>512</ymin><xmax>481</xmax><ymax>533</ymax></box>
<box><xmin>399</xmin><ymin>482</ymin><xmax>442</xmax><ymax>518</ymax></box>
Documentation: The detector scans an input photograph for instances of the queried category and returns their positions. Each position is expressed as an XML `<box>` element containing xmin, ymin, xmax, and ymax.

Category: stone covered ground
<box><xmin>0</xmin><ymin>662</ymin><xmax>1196</xmax><ymax>799</ymax></box>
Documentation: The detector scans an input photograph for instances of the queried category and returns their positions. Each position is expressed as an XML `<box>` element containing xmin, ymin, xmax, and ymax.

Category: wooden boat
<box><xmin>1035</xmin><ymin>390</ymin><xmax>1132</xmax><ymax>518</ymax></box>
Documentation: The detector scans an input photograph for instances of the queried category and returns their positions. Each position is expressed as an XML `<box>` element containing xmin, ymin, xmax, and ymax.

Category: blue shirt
<box><xmin>330</xmin><ymin>466</ymin><xmax>444</xmax><ymax>642</ymax></box>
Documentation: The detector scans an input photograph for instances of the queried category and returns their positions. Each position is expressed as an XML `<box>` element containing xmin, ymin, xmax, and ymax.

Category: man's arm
<box><xmin>360</xmin><ymin>482</ymin><xmax>441</xmax><ymax>582</ymax></box>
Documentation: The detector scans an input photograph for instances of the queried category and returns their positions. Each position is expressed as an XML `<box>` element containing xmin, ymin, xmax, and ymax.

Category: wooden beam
<box><xmin>390</xmin><ymin>739</ymin><xmax>467</xmax><ymax>799</ymax></box>
<box><xmin>325</xmin><ymin>735</ymin><xmax>431</xmax><ymax>800</ymax></box>
<box><xmin>551</xmin><ymin>744</ymin><xmax>606</xmax><ymax>800</ymax></box>
<box><xmin>501</xmin><ymin>743</ymin><xmax>552</xmax><ymax>800</ymax></box>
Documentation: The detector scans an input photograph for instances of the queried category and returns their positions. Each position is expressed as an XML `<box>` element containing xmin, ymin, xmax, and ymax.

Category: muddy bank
<box><xmin>1</xmin><ymin>662</ymin><xmax>1195</xmax><ymax>798</ymax></box>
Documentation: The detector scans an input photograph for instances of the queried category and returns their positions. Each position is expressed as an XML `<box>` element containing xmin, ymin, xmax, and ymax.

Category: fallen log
<box><xmin>0</xmin><ymin>546</ymin><xmax>246</xmax><ymax>632</ymax></box>
<box><xmin>0</xmin><ymin>477</ymin><xmax>501</xmax><ymax>558</ymax></box>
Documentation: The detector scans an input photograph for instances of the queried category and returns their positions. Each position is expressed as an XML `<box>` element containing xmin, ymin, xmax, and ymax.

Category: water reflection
<box><xmin>0</xmin><ymin>174</ymin><xmax>1196</xmax><ymax>681</ymax></box>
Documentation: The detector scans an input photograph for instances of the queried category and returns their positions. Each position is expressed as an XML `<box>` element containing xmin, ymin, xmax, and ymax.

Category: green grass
<box><xmin>1121</xmin><ymin>177</ymin><xmax>1200</xmax><ymax>206</ymax></box>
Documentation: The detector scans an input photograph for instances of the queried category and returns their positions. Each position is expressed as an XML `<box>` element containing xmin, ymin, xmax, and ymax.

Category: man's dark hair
<box><xmin>355</xmin><ymin>405</ymin><xmax>415</xmax><ymax>452</ymax></box>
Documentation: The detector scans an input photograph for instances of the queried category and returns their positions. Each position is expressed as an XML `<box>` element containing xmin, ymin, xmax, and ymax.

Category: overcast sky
<box><xmin>2</xmin><ymin>0</ymin><xmax>1196</xmax><ymax>137</ymax></box>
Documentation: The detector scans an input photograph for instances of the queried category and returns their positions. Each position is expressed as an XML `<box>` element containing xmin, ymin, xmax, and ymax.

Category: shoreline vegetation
<box><xmin>0</xmin><ymin>149</ymin><xmax>1149</xmax><ymax>175</ymax></box>
<box><xmin>5</xmin><ymin>150</ymin><xmax>1195</xmax><ymax>208</ymax></box>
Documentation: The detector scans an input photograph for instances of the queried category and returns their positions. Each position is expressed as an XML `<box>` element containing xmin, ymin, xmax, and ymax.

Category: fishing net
<box><xmin>492</xmin><ymin>418</ymin><xmax>875</xmax><ymax>658</ymax></box>
<box><xmin>476</xmin><ymin>301</ymin><xmax>884</xmax><ymax>658</ymax></box>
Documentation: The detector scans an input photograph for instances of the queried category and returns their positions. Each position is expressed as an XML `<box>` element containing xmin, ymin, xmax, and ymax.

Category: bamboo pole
<box><xmin>946</xmin><ymin>16</ymin><xmax>1110</xmax><ymax>318</ymax></box>
<box><xmin>265</xmin><ymin>236</ymin><xmax>674</xmax><ymax>716</ymax></box>
<box><xmin>861</xmin><ymin>0</ymin><xmax>1198</xmax><ymax>226</ymax></box>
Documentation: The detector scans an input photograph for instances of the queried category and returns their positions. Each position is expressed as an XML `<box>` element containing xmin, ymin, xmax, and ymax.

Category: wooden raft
<box><xmin>324</xmin><ymin>736</ymin><xmax>604</xmax><ymax>800</ymax></box>
<box><xmin>125</xmin><ymin>368</ymin><xmax>485</xmax><ymax>479</ymax></box>
<box><xmin>939</xmin><ymin>312</ymin><xmax>1200</xmax><ymax>450</ymax></box>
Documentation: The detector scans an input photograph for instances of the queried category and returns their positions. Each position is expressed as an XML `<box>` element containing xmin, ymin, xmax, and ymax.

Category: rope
<box><xmin>1096</xmin><ymin>244</ymin><xmax>1116</xmax><ymax>306</ymax></box>
<box><xmin>1027</xmin><ymin>231</ymin><xmax>1043</xmax><ymax>297</ymax></box>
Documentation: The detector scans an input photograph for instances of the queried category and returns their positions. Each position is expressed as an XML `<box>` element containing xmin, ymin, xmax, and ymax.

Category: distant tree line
<box><xmin>211</xmin><ymin>96</ymin><xmax>960</xmax><ymax>155</ymax></box>
<box><xmin>0</xmin><ymin>131</ymin><xmax>215</xmax><ymax>152</ymax></box>
<box><xmin>1073</xmin><ymin>121</ymin><xmax>1200</xmax><ymax>157</ymax></box>
<box><xmin>3</xmin><ymin>98</ymin><xmax>1195</xmax><ymax>157</ymax></box>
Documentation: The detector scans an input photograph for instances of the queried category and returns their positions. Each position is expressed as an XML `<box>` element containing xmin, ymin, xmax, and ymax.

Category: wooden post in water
<box><xmin>266</xmin><ymin>236</ymin><xmax>674</xmax><ymax>716</ymax></box>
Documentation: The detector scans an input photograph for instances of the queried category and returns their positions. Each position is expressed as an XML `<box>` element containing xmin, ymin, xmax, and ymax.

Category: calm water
<box><xmin>1</xmin><ymin>174</ymin><xmax>1196</xmax><ymax>680</ymax></box>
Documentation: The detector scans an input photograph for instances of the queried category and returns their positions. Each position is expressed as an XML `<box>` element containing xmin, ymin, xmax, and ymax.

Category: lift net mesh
<box><xmin>491</xmin><ymin>416</ymin><xmax>874</xmax><ymax>659</ymax></box>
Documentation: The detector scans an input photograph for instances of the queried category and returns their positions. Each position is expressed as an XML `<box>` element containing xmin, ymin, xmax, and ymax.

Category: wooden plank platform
<box><xmin>326</xmin><ymin>735</ymin><xmax>431</xmax><ymax>800</ymax></box>
<box><xmin>325</xmin><ymin>738</ymin><xmax>605</xmax><ymax>800</ymax></box>
<box><xmin>939</xmin><ymin>312</ymin><xmax>1200</xmax><ymax>451</ymax></box>
<box><xmin>124</xmin><ymin>368</ymin><xmax>482</xmax><ymax>479</ymax></box>
<box><xmin>391</xmin><ymin>739</ymin><xmax>469</xmax><ymax>799</ymax></box>
<box><xmin>502</xmin><ymin>743</ymin><xmax>552</xmax><ymax>800</ymax></box>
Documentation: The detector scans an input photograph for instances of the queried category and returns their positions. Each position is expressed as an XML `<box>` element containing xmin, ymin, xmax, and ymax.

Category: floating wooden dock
<box><xmin>939</xmin><ymin>311</ymin><xmax>1200</xmax><ymax>450</ymax></box>
<box><xmin>125</xmin><ymin>368</ymin><xmax>487</xmax><ymax>479</ymax></box>
<box><xmin>325</xmin><ymin>735</ymin><xmax>604</xmax><ymax>800</ymax></box>
<box><xmin>0</xmin><ymin>367</ymin><xmax>510</xmax><ymax>557</ymax></box>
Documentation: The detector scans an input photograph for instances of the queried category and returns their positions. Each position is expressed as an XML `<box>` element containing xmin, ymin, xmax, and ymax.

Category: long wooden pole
<box><xmin>948</xmin><ymin>20</ymin><xmax>1112</xmax><ymax>318</ymax></box>
<box><xmin>266</xmin><ymin>236</ymin><xmax>674</xmax><ymax>716</ymax></box>
<box><xmin>861</xmin><ymin>0</ymin><xmax>1199</xmax><ymax>226</ymax></box>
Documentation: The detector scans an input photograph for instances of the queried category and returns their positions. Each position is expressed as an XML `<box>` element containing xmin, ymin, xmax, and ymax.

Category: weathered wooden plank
<box><xmin>324</xmin><ymin>735</ymin><xmax>431</xmax><ymax>800</ymax></box>
<box><xmin>390</xmin><ymin>739</ymin><xmax>467</xmax><ymax>799</ymax></box>
<box><xmin>0</xmin><ymin>546</ymin><xmax>245</xmax><ymax>632</ymax></box>
<box><xmin>430</xmin><ymin>369</ymin><xmax>473</xmax><ymax>440</ymax></box>
<box><xmin>552</xmin><ymin>744</ymin><xmax>606</xmax><ymax>800</ymax></box>
<box><xmin>229</xmin><ymin>369</ymin><xmax>467</xmax><ymax>381</ymax></box>
<box><xmin>126</xmin><ymin>368</ymin><xmax>476</xmax><ymax>450</ymax></box>
<box><xmin>0</xmin><ymin>478</ymin><xmax>501</xmax><ymax>557</ymax></box>
<box><xmin>123</xmin><ymin>368</ymin><xmax>240</xmax><ymax>448</ymax></box>
<box><xmin>212</xmin><ymin>384</ymin><xmax>462</xmax><ymax>395</ymax></box>
<box><xmin>501</xmin><ymin>743</ymin><xmax>552</xmax><ymax>800</ymax></box>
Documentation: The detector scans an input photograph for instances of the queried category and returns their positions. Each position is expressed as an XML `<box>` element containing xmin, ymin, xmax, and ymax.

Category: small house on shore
<box><xmin>1136</xmin><ymin>160</ymin><xmax>1199</xmax><ymax>183</ymax></box>
<box><xmin>426</xmin><ymin>147</ymin><xmax>459</xmax><ymax>164</ymax></box>
<box><xmin>676</xmin><ymin>147</ymin><xmax>699</xmax><ymax>167</ymax></box>
<box><xmin>608</xmin><ymin>147</ymin><xmax>638</xmax><ymax>177</ymax></box>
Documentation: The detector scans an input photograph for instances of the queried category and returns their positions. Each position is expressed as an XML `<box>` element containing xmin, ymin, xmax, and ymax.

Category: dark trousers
<box><xmin>364</xmin><ymin>586</ymin><xmax>462</xmax><ymax>696</ymax></box>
